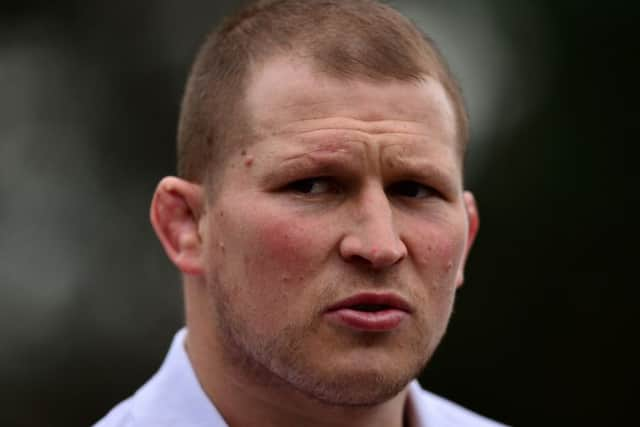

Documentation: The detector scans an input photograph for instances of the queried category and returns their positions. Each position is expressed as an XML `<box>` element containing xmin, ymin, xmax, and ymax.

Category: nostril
<box><xmin>345</xmin><ymin>253</ymin><xmax>375</xmax><ymax>267</ymax></box>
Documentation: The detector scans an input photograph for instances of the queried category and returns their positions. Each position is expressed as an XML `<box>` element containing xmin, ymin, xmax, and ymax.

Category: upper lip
<box><xmin>325</xmin><ymin>292</ymin><xmax>413</xmax><ymax>313</ymax></box>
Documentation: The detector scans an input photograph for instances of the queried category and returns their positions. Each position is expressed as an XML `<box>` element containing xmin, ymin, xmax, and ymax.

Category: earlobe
<box><xmin>150</xmin><ymin>176</ymin><xmax>205</xmax><ymax>276</ymax></box>
<box><xmin>456</xmin><ymin>191</ymin><xmax>480</xmax><ymax>287</ymax></box>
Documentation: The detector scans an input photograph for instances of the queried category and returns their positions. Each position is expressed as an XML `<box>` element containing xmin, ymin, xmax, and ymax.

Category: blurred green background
<box><xmin>1</xmin><ymin>0</ymin><xmax>637</xmax><ymax>425</ymax></box>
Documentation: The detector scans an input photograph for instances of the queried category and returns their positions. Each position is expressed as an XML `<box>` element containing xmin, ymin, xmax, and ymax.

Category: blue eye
<box><xmin>387</xmin><ymin>181</ymin><xmax>435</xmax><ymax>198</ymax></box>
<box><xmin>286</xmin><ymin>178</ymin><xmax>335</xmax><ymax>194</ymax></box>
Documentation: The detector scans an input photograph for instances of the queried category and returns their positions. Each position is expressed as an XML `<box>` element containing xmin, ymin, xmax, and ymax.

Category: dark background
<box><xmin>1</xmin><ymin>0</ymin><xmax>637</xmax><ymax>425</ymax></box>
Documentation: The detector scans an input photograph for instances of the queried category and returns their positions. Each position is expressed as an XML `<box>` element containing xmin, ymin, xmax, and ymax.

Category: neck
<box><xmin>184</xmin><ymin>285</ymin><xmax>410</xmax><ymax>427</ymax></box>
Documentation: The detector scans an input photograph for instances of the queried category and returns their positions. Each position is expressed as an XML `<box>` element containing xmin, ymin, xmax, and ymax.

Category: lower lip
<box><xmin>325</xmin><ymin>308</ymin><xmax>408</xmax><ymax>331</ymax></box>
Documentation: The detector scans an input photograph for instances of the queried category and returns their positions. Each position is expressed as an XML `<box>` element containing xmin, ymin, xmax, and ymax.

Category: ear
<box><xmin>456</xmin><ymin>191</ymin><xmax>480</xmax><ymax>288</ymax></box>
<box><xmin>150</xmin><ymin>176</ymin><xmax>205</xmax><ymax>276</ymax></box>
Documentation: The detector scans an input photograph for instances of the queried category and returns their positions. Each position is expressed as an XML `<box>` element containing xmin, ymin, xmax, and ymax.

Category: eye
<box><xmin>285</xmin><ymin>177</ymin><xmax>336</xmax><ymax>194</ymax></box>
<box><xmin>387</xmin><ymin>181</ymin><xmax>436</xmax><ymax>198</ymax></box>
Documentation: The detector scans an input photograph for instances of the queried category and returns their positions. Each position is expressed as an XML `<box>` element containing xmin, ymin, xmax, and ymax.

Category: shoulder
<box><xmin>409</xmin><ymin>382</ymin><xmax>509</xmax><ymax>427</ymax></box>
<box><xmin>91</xmin><ymin>329</ymin><xmax>229</xmax><ymax>427</ymax></box>
<box><xmin>93</xmin><ymin>398</ymin><xmax>135</xmax><ymax>427</ymax></box>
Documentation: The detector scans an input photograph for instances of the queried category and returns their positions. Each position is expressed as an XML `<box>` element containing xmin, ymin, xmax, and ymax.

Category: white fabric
<box><xmin>94</xmin><ymin>329</ymin><xmax>506</xmax><ymax>427</ymax></box>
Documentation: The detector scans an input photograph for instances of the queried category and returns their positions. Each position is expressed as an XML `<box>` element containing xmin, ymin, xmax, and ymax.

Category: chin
<box><xmin>274</xmin><ymin>351</ymin><xmax>426</xmax><ymax>407</ymax></box>
<box><xmin>292</xmin><ymin>368</ymin><xmax>415</xmax><ymax>407</ymax></box>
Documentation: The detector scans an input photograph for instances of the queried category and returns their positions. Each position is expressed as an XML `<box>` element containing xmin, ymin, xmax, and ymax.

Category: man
<box><xmin>96</xmin><ymin>0</ymin><xmax>505</xmax><ymax>426</ymax></box>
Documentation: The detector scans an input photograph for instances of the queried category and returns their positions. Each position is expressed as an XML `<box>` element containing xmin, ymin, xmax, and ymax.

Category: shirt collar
<box><xmin>130</xmin><ymin>328</ymin><xmax>228</xmax><ymax>426</ymax></box>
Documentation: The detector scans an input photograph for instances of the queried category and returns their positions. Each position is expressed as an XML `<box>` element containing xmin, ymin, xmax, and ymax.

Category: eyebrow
<box><xmin>261</xmin><ymin>141</ymin><xmax>365</xmax><ymax>183</ymax></box>
<box><xmin>281</xmin><ymin>140</ymin><xmax>363</xmax><ymax>161</ymax></box>
<box><xmin>382</xmin><ymin>151</ymin><xmax>460</xmax><ymax>194</ymax></box>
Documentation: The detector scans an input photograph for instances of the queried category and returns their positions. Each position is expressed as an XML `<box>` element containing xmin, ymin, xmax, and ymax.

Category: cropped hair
<box><xmin>177</xmin><ymin>0</ymin><xmax>468</xmax><ymax>183</ymax></box>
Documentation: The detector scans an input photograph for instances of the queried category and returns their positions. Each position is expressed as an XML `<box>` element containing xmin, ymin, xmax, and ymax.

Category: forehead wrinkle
<box><xmin>279</xmin><ymin>139</ymin><xmax>367</xmax><ymax>162</ymax></box>
<box><xmin>275</xmin><ymin>128</ymin><xmax>429</xmax><ymax>140</ymax></box>
<box><xmin>273</xmin><ymin>117</ymin><xmax>431</xmax><ymax>138</ymax></box>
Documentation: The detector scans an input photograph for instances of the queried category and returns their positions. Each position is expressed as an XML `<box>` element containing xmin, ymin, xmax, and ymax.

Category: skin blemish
<box><xmin>446</xmin><ymin>261</ymin><xmax>453</xmax><ymax>272</ymax></box>
<box><xmin>241</xmin><ymin>149</ymin><xmax>247</xmax><ymax>156</ymax></box>
<box><xmin>385</xmin><ymin>157</ymin><xmax>397</xmax><ymax>170</ymax></box>
<box><xmin>244</xmin><ymin>156</ymin><xmax>254</xmax><ymax>167</ymax></box>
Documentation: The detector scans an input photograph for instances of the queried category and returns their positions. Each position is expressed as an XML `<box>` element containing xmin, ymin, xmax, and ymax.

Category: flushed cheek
<box><xmin>227</xmin><ymin>215</ymin><xmax>334</xmax><ymax>332</ymax></box>
<box><xmin>204</xmin><ymin>200</ymin><xmax>325</xmax><ymax>333</ymax></box>
<box><xmin>411</xmin><ymin>227</ymin><xmax>467</xmax><ymax>285</ymax></box>
<box><xmin>243</xmin><ymin>214</ymin><xmax>332</xmax><ymax>286</ymax></box>
<box><xmin>409</xmin><ymin>228</ymin><xmax>463</xmax><ymax>333</ymax></box>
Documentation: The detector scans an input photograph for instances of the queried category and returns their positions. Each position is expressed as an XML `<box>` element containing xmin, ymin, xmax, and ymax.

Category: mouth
<box><xmin>349</xmin><ymin>304</ymin><xmax>394</xmax><ymax>312</ymax></box>
<box><xmin>325</xmin><ymin>293</ymin><xmax>412</xmax><ymax>332</ymax></box>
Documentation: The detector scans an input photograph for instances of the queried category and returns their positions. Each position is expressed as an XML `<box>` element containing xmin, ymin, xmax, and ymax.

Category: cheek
<box><xmin>227</xmin><ymin>211</ymin><xmax>330</xmax><ymax>291</ymax></box>
<box><xmin>253</xmin><ymin>217</ymin><xmax>320</xmax><ymax>276</ymax></box>
<box><xmin>230</xmin><ymin>215</ymin><xmax>332</xmax><ymax>329</ymax></box>
<box><xmin>260</xmin><ymin>221</ymin><xmax>309</xmax><ymax>262</ymax></box>
<box><xmin>410</xmin><ymin>222</ymin><xmax>467</xmax><ymax>281</ymax></box>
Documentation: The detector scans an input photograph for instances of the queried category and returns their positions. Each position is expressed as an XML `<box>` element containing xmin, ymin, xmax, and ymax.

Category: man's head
<box><xmin>150</xmin><ymin>0</ymin><xmax>479</xmax><ymax>411</ymax></box>
<box><xmin>176</xmin><ymin>0</ymin><xmax>469</xmax><ymax>189</ymax></box>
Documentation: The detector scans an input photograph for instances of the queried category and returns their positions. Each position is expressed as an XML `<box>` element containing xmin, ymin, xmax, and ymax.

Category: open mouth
<box><xmin>325</xmin><ymin>293</ymin><xmax>411</xmax><ymax>331</ymax></box>
<box><xmin>327</xmin><ymin>292</ymin><xmax>412</xmax><ymax>314</ymax></box>
<box><xmin>350</xmin><ymin>304</ymin><xmax>391</xmax><ymax>312</ymax></box>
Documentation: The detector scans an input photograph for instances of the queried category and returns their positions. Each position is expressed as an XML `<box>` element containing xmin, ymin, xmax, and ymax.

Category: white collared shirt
<box><xmin>94</xmin><ymin>329</ymin><xmax>506</xmax><ymax>427</ymax></box>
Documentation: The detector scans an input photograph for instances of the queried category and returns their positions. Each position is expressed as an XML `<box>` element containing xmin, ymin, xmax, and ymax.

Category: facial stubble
<box><xmin>206</xmin><ymin>274</ymin><xmax>442</xmax><ymax>408</ymax></box>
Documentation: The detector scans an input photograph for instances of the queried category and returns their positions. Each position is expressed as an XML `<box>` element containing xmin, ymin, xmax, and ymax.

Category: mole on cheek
<box><xmin>244</xmin><ymin>156</ymin><xmax>254</xmax><ymax>167</ymax></box>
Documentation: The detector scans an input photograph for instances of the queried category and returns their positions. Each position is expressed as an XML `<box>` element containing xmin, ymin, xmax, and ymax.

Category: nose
<box><xmin>339</xmin><ymin>185</ymin><xmax>407</xmax><ymax>270</ymax></box>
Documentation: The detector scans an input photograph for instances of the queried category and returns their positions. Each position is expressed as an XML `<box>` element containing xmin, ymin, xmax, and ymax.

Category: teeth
<box><xmin>352</xmin><ymin>304</ymin><xmax>388</xmax><ymax>312</ymax></box>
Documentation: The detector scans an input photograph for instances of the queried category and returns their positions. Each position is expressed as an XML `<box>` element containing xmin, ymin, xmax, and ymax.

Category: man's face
<box><xmin>199</xmin><ymin>56</ymin><xmax>476</xmax><ymax>406</ymax></box>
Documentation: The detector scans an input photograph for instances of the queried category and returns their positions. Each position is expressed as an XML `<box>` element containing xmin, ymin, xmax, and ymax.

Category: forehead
<box><xmin>243</xmin><ymin>55</ymin><xmax>458</xmax><ymax>148</ymax></box>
